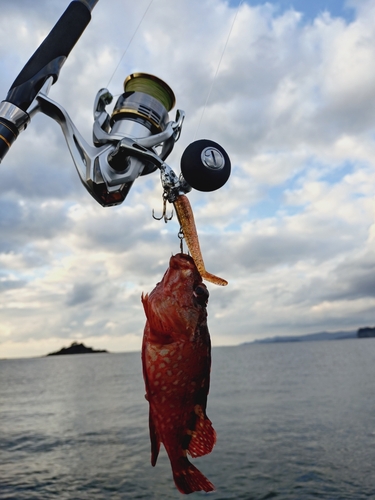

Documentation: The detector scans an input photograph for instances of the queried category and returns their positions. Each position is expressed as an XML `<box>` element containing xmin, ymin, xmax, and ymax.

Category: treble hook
<box><xmin>152</xmin><ymin>196</ymin><xmax>173</xmax><ymax>223</ymax></box>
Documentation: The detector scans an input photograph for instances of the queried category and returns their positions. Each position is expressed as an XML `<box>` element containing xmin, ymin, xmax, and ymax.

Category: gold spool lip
<box><xmin>111</xmin><ymin>108</ymin><xmax>163</xmax><ymax>132</ymax></box>
<box><xmin>123</xmin><ymin>73</ymin><xmax>176</xmax><ymax>110</ymax></box>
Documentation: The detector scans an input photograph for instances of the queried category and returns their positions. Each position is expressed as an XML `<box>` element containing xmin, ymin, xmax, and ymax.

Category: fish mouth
<box><xmin>193</xmin><ymin>284</ymin><xmax>209</xmax><ymax>307</ymax></box>
<box><xmin>170</xmin><ymin>253</ymin><xmax>195</xmax><ymax>268</ymax></box>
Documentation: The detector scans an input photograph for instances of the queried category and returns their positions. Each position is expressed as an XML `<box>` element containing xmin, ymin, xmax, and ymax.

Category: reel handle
<box><xmin>0</xmin><ymin>0</ymin><xmax>99</xmax><ymax>162</ymax></box>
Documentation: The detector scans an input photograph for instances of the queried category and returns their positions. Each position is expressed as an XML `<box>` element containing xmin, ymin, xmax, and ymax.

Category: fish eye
<box><xmin>193</xmin><ymin>285</ymin><xmax>209</xmax><ymax>305</ymax></box>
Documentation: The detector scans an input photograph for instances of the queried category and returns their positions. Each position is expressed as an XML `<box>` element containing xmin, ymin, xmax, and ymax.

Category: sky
<box><xmin>0</xmin><ymin>0</ymin><xmax>374</xmax><ymax>358</ymax></box>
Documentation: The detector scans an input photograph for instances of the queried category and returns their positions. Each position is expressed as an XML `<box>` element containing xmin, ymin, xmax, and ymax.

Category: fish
<box><xmin>141</xmin><ymin>253</ymin><xmax>216</xmax><ymax>494</ymax></box>
<box><xmin>173</xmin><ymin>194</ymin><xmax>228</xmax><ymax>287</ymax></box>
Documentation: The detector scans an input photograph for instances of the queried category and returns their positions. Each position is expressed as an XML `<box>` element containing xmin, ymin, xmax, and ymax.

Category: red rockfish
<box><xmin>141</xmin><ymin>253</ymin><xmax>216</xmax><ymax>494</ymax></box>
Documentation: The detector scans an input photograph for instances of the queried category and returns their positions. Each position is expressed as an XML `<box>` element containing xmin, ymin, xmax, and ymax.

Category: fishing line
<box><xmin>194</xmin><ymin>0</ymin><xmax>244</xmax><ymax>140</ymax></box>
<box><xmin>106</xmin><ymin>0</ymin><xmax>154</xmax><ymax>89</ymax></box>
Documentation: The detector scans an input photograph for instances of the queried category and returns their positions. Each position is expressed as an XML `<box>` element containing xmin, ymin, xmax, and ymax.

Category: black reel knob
<box><xmin>180</xmin><ymin>139</ymin><xmax>231</xmax><ymax>192</ymax></box>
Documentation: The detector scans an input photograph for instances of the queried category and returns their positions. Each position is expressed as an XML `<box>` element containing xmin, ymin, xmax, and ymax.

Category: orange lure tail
<box><xmin>173</xmin><ymin>195</ymin><xmax>228</xmax><ymax>286</ymax></box>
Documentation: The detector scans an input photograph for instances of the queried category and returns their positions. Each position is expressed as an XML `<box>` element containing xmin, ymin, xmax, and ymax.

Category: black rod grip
<box><xmin>6</xmin><ymin>1</ymin><xmax>92</xmax><ymax>110</ymax></box>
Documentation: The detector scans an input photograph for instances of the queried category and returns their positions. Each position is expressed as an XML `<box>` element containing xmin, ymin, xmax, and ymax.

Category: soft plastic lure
<box><xmin>173</xmin><ymin>195</ymin><xmax>228</xmax><ymax>286</ymax></box>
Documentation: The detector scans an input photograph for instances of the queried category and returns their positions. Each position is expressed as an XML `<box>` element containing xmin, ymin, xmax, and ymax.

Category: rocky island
<box><xmin>47</xmin><ymin>341</ymin><xmax>108</xmax><ymax>356</ymax></box>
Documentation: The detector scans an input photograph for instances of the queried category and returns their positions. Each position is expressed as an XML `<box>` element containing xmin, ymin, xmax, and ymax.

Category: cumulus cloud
<box><xmin>0</xmin><ymin>0</ymin><xmax>374</xmax><ymax>357</ymax></box>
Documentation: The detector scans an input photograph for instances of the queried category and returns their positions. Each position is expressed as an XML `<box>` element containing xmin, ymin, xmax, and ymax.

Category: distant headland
<box><xmin>47</xmin><ymin>341</ymin><xmax>108</xmax><ymax>356</ymax></box>
<box><xmin>249</xmin><ymin>326</ymin><xmax>375</xmax><ymax>344</ymax></box>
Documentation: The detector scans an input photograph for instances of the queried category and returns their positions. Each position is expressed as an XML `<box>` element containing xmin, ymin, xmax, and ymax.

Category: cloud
<box><xmin>0</xmin><ymin>0</ymin><xmax>374</xmax><ymax>357</ymax></box>
<box><xmin>66</xmin><ymin>282</ymin><xmax>95</xmax><ymax>307</ymax></box>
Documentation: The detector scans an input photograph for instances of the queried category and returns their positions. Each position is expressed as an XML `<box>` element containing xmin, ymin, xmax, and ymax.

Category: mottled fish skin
<box><xmin>141</xmin><ymin>253</ymin><xmax>216</xmax><ymax>494</ymax></box>
<box><xmin>173</xmin><ymin>195</ymin><xmax>228</xmax><ymax>286</ymax></box>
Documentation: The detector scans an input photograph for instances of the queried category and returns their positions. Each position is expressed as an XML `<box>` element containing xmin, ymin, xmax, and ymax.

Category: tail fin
<box><xmin>172</xmin><ymin>457</ymin><xmax>215</xmax><ymax>494</ymax></box>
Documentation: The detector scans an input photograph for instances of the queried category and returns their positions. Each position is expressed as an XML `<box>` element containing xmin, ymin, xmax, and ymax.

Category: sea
<box><xmin>1</xmin><ymin>340</ymin><xmax>375</xmax><ymax>500</ymax></box>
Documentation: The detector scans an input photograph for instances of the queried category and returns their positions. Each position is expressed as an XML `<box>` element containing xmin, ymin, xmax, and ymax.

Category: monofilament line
<box><xmin>106</xmin><ymin>0</ymin><xmax>154</xmax><ymax>89</ymax></box>
<box><xmin>194</xmin><ymin>0</ymin><xmax>244</xmax><ymax>140</ymax></box>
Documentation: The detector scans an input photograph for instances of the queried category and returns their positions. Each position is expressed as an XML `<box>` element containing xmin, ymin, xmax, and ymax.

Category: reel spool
<box><xmin>94</xmin><ymin>73</ymin><xmax>179</xmax><ymax>177</ymax></box>
<box><xmin>110</xmin><ymin>73</ymin><xmax>175</xmax><ymax>138</ymax></box>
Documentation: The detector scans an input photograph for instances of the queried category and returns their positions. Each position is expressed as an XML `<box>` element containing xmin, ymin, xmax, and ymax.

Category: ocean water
<box><xmin>1</xmin><ymin>340</ymin><xmax>375</xmax><ymax>499</ymax></box>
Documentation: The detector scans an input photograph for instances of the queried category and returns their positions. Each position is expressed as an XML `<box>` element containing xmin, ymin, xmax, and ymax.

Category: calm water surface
<box><xmin>1</xmin><ymin>340</ymin><xmax>375</xmax><ymax>499</ymax></box>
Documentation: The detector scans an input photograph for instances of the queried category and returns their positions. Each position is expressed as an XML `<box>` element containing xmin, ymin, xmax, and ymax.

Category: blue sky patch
<box><xmin>249</xmin><ymin>183</ymin><xmax>302</xmax><ymax>219</ymax></box>
<box><xmin>228</xmin><ymin>0</ymin><xmax>355</xmax><ymax>23</ymax></box>
<box><xmin>320</xmin><ymin>161</ymin><xmax>354</xmax><ymax>185</ymax></box>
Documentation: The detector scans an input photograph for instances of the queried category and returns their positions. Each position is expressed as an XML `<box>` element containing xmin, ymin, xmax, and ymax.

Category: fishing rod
<box><xmin>0</xmin><ymin>0</ymin><xmax>231</xmax><ymax>208</ymax></box>
<box><xmin>0</xmin><ymin>0</ymin><xmax>99</xmax><ymax>160</ymax></box>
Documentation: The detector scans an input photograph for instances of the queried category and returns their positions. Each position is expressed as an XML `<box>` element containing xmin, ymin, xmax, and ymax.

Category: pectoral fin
<box><xmin>187</xmin><ymin>405</ymin><xmax>216</xmax><ymax>458</ymax></box>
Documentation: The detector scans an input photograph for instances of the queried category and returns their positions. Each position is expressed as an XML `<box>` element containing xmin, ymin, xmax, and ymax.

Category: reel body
<box><xmin>27</xmin><ymin>73</ymin><xmax>186</xmax><ymax>206</ymax></box>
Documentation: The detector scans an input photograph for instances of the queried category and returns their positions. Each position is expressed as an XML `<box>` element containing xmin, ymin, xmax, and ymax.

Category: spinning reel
<box><xmin>27</xmin><ymin>73</ymin><xmax>230</xmax><ymax>207</ymax></box>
